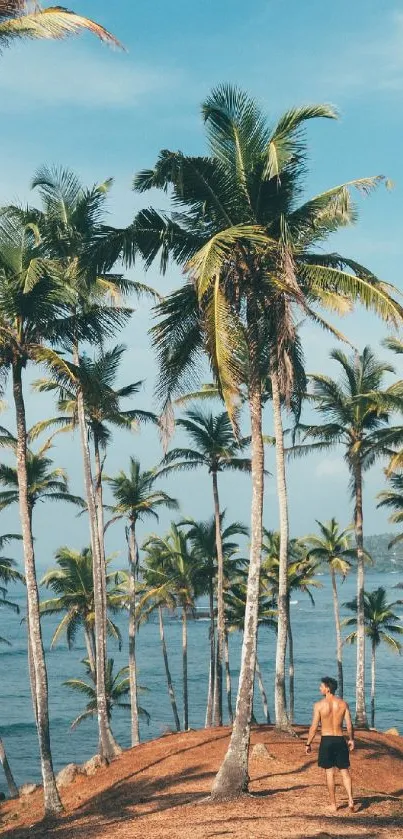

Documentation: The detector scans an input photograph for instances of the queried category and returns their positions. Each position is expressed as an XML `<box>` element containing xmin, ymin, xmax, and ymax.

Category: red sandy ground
<box><xmin>1</xmin><ymin>726</ymin><xmax>403</xmax><ymax>839</ymax></box>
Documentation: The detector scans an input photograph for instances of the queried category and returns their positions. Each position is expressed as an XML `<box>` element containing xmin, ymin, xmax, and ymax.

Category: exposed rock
<box><xmin>19</xmin><ymin>783</ymin><xmax>39</xmax><ymax>796</ymax></box>
<box><xmin>384</xmin><ymin>727</ymin><xmax>400</xmax><ymax>737</ymax></box>
<box><xmin>82</xmin><ymin>755</ymin><xmax>103</xmax><ymax>776</ymax></box>
<box><xmin>56</xmin><ymin>763</ymin><xmax>82</xmax><ymax>788</ymax></box>
<box><xmin>251</xmin><ymin>743</ymin><xmax>275</xmax><ymax>760</ymax></box>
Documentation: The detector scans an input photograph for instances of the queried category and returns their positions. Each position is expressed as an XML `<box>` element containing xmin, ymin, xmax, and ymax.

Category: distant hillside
<box><xmin>364</xmin><ymin>533</ymin><xmax>403</xmax><ymax>572</ymax></box>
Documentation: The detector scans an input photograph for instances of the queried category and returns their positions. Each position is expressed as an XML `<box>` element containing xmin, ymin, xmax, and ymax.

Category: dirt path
<box><xmin>1</xmin><ymin>727</ymin><xmax>402</xmax><ymax>838</ymax></box>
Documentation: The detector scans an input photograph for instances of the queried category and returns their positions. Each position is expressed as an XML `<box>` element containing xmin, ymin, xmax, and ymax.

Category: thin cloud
<box><xmin>0</xmin><ymin>43</ymin><xmax>180</xmax><ymax>110</ymax></box>
<box><xmin>315</xmin><ymin>458</ymin><xmax>346</xmax><ymax>479</ymax></box>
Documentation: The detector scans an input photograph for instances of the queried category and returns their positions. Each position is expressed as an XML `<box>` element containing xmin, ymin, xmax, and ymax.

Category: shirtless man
<box><xmin>305</xmin><ymin>676</ymin><xmax>355</xmax><ymax>813</ymax></box>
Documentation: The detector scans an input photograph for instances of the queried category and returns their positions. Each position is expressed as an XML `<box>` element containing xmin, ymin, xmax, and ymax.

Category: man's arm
<box><xmin>344</xmin><ymin>703</ymin><xmax>355</xmax><ymax>751</ymax></box>
<box><xmin>305</xmin><ymin>703</ymin><xmax>321</xmax><ymax>754</ymax></box>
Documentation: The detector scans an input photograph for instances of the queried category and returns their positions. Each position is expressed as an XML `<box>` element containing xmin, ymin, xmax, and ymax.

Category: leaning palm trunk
<box><xmin>211</xmin><ymin>366</ymin><xmax>264</xmax><ymax>800</ymax></box>
<box><xmin>271</xmin><ymin>368</ymin><xmax>291</xmax><ymax>730</ymax></box>
<box><xmin>353</xmin><ymin>463</ymin><xmax>368</xmax><ymax>728</ymax></box>
<box><xmin>205</xmin><ymin>578</ymin><xmax>215</xmax><ymax>727</ymax></box>
<box><xmin>224</xmin><ymin>630</ymin><xmax>233</xmax><ymax>723</ymax></box>
<box><xmin>93</xmin><ymin>435</ymin><xmax>108</xmax><ymax>649</ymax></box>
<box><xmin>12</xmin><ymin>363</ymin><xmax>62</xmax><ymax>815</ymax></box>
<box><xmin>212</xmin><ymin>470</ymin><xmax>224</xmax><ymax>726</ymax></box>
<box><xmin>76</xmin><ymin>378</ymin><xmax>119</xmax><ymax>759</ymax></box>
<box><xmin>330</xmin><ymin>567</ymin><xmax>344</xmax><ymax>697</ymax></box>
<box><xmin>371</xmin><ymin>640</ymin><xmax>376</xmax><ymax>729</ymax></box>
<box><xmin>182</xmin><ymin>607</ymin><xmax>189</xmax><ymax>731</ymax></box>
<box><xmin>128</xmin><ymin>523</ymin><xmax>140</xmax><ymax>746</ymax></box>
<box><xmin>158</xmin><ymin>605</ymin><xmax>181</xmax><ymax>732</ymax></box>
<box><xmin>0</xmin><ymin>734</ymin><xmax>19</xmax><ymax>799</ymax></box>
<box><xmin>286</xmin><ymin>597</ymin><xmax>295</xmax><ymax>724</ymax></box>
<box><xmin>255</xmin><ymin>656</ymin><xmax>270</xmax><ymax>723</ymax></box>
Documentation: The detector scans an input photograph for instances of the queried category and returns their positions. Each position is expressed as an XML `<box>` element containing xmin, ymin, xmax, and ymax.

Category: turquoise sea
<box><xmin>0</xmin><ymin>569</ymin><xmax>402</xmax><ymax>796</ymax></box>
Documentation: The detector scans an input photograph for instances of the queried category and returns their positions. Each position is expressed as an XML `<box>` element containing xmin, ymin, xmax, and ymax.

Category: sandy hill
<box><xmin>1</xmin><ymin>726</ymin><xmax>403</xmax><ymax>838</ymax></box>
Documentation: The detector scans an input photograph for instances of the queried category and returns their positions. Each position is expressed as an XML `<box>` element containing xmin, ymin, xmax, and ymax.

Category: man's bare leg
<box><xmin>325</xmin><ymin>768</ymin><xmax>338</xmax><ymax>812</ymax></box>
<box><xmin>340</xmin><ymin>768</ymin><xmax>355</xmax><ymax>810</ymax></box>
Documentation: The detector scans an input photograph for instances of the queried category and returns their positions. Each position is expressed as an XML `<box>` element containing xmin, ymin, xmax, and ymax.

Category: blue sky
<box><xmin>1</xmin><ymin>0</ymin><xmax>403</xmax><ymax>570</ymax></box>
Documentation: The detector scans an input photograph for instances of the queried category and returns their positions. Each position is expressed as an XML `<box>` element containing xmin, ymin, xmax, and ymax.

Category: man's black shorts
<box><xmin>318</xmin><ymin>736</ymin><xmax>350</xmax><ymax>769</ymax></box>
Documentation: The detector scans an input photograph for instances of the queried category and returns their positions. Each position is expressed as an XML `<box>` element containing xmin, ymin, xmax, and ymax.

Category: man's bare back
<box><xmin>316</xmin><ymin>695</ymin><xmax>350</xmax><ymax>736</ymax></box>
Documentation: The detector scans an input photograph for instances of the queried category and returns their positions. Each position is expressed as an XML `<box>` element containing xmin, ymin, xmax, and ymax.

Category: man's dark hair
<box><xmin>321</xmin><ymin>676</ymin><xmax>338</xmax><ymax>694</ymax></box>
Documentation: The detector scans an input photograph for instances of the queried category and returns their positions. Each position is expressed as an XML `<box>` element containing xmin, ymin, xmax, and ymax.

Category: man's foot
<box><xmin>329</xmin><ymin>804</ymin><xmax>338</xmax><ymax>813</ymax></box>
<box><xmin>348</xmin><ymin>802</ymin><xmax>357</xmax><ymax>813</ymax></box>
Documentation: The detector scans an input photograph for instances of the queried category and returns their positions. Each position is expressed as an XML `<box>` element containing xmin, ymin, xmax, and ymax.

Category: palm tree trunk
<box><xmin>353</xmin><ymin>463</ymin><xmax>368</xmax><ymax>728</ymax></box>
<box><xmin>211</xmin><ymin>368</ymin><xmax>264</xmax><ymax>800</ymax></box>
<box><xmin>205</xmin><ymin>578</ymin><xmax>215</xmax><ymax>727</ymax></box>
<box><xmin>212</xmin><ymin>470</ymin><xmax>224</xmax><ymax>727</ymax></box>
<box><xmin>12</xmin><ymin>362</ymin><xmax>62</xmax><ymax>815</ymax></box>
<box><xmin>182</xmin><ymin>607</ymin><xmax>188</xmax><ymax>731</ymax></box>
<box><xmin>93</xmin><ymin>435</ymin><xmax>108</xmax><ymax>655</ymax></box>
<box><xmin>84</xmin><ymin>626</ymin><xmax>96</xmax><ymax>678</ymax></box>
<box><xmin>330</xmin><ymin>567</ymin><xmax>344</xmax><ymax>697</ymax></box>
<box><xmin>128</xmin><ymin>522</ymin><xmax>140</xmax><ymax>746</ymax></box>
<box><xmin>255</xmin><ymin>656</ymin><xmax>270</xmax><ymax>723</ymax></box>
<box><xmin>286</xmin><ymin>597</ymin><xmax>294</xmax><ymax>725</ymax></box>
<box><xmin>158</xmin><ymin>605</ymin><xmax>181</xmax><ymax>732</ymax></box>
<box><xmin>75</xmin><ymin>362</ymin><xmax>119</xmax><ymax>760</ymax></box>
<box><xmin>224</xmin><ymin>630</ymin><xmax>233</xmax><ymax>723</ymax></box>
<box><xmin>371</xmin><ymin>640</ymin><xmax>376</xmax><ymax>729</ymax></box>
<box><xmin>271</xmin><ymin>367</ymin><xmax>291</xmax><ymax>731</ymax></box>
<box><xmin>0</xmin><ymin>734</ymin><xmax>19</xmax><ymax>799</ymax></box>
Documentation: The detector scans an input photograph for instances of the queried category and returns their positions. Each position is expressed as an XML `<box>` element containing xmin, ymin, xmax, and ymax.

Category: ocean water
<box><xmin>0</xmin><ymin>569</ymin><xmax>402</xmax><ymax>795</ymax></box>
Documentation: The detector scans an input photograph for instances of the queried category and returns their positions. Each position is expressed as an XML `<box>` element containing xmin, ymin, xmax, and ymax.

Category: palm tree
<box><xmin>64</xmin><ymin>658</ymin><xmax>150</xmax><ymax>730</ymax></box>
<box><xmin>141</xmin><ymin>548</ymin><xmax>181</xmax><ymax>732</ymax></box>
<box><xmin>262</xmin><ymin>530</ymin><xmax>321</xmax><ymax>723</ymax></box>
<box><xmin>179</xmin><ymin>514</ymin><xmax>248</xmax><ymax>725</ymax></box>
<box><xmin>305</xmin><ymin>519</ymin><xmax>356</xmax><ymax>696</ymax></box>
<box><xmin>0</xmin><ymin>208</ymin><xmax>100</xmax><ymax>814</ymax></box>
<box><xmin>24</xmin><ymin>166</ymin><xmax>146</xmax><ymax>763</ymax></box>
<box><xmin>0</xmin><ymin>534</ymin><xmax>22</xmax><ymax>799</ymax></box>
<box><xmin>40</xmin><ymin>547</ymin><xmax>125</xmax><ymax>679</ymax></box>
<box><xmin>295</xmin><ymin>347</ymin><xmax>397</xmax><ymax>727</ymax></box>
<box><xmin>105</xmin><ymin>458</ymin><xmax>177</xmax><ymax>746</ymax></box>
<box><xmin>142</xmin><ymin>524</ymin><xmax>204</xmax><ymax>731</ymax></box>
<box><xmin>0</xmin><ymin>0</ymin><xmax>120</xmax><ymax>49</ymax></box>
<box><xmin>377</xmin><ymin>473</ymin><xmax>403</xmax><ymax>547</ymax></box>
<box><xmin>225</xmin><ymin>579</ymin><xmax>277</xmax><ymax>723</ymax></box>
<box><xmin>105</xmin><ymin>85</ymin><xmax>403</xmax><ymax>797</ymax></box>
<box><xmin>159</xmin><ymin>407</ymin><xmax>250</xmax><ymax>725</ymax></box>
<box><xmin>343</xmin><ymin>587</ymin><xmax>403</xmax><ymax>728</ymax></box>
<box><xmin>0</xmin><ymin>435</ymin><xmax>84</xmax><ymax>517</ymax></box>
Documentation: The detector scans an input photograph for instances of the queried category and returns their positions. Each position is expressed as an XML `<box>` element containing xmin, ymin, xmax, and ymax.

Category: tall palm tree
<box><xmin>343</xmin><ymin>587</ymin><xmax>403</xmax><ymax>728</ymax></box>
<box><xmin>24</xmin><ymin>166</ymin><xmax>146</xmax><ymax>763</ymax></box>
<box><xmin>93</xmin><ymin>85</ymin><xmax>403</xmax><ymax>796</ymax></box>
<box><xmin>40</xmin><ymin>547</ymin><xmax>125</xmax><ymax>679</ymax></box>
<box><xmin>179</xmin><ymin>514</ymin><xmax>248</xmax><ymax>725</ymax></box>
<box><xmin>105</xmin><ymin>458</ymin><xmax>177</xmax><ymax>746</ymax></box>
<box><xmin>0</xmin><ymin>0</ymin><xmax>121</xmax><ymax>48</ymax></box>
<box><xmin>305</xmin><ymin>519</ymin><xmax>356</xmax><ymax>697</ymax></box>
<box><xmin>142</xmin><ymin>524</ymin><xmax>204</xmax><ymax>731</ymax></box>
<box><xmin>159</xmin><ymin>407</ymin><xmax>250</xmax><ymax>726</ymax></box>
<box><xmin>295</xmin><ymin>347</ymin><xmax>397</xmax><ymax>726</ymax></box>
<box><xmin>262</xmin><ymin>530</ymin><xmax>321</xmax><ymax>723</ymax></box>
<box><xmin>64</xmin><ymin>658</ymin><xmax>150</xmax><ymax>730</ymax></box>
<box><xmin>0</xmin><ymin>208</ymin><xmax>99</xmax><ymax>814</ymax></box>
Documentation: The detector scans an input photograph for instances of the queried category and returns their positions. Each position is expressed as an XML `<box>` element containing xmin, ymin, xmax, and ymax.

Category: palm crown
<box><xmin>305</xmin><ymin>518</ymin><xmax>356</xmax><ymax>578</ymax></box>
<box><xmin>343</xmin><ymin>587</ymin><xmax>403</xmax><ymax>651</ymax></box>
<box><xmin>0</xmin><ymin>1</ymin><xmax>121</xmax><ymax>49</ymax></box>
